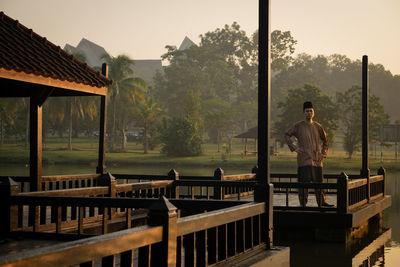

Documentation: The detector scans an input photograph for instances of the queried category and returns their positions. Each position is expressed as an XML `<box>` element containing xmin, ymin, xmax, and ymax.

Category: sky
<box><xmin>1</xmin><ymin>0</ymin><xmax>400</xmax><ymax>75</ymax></box>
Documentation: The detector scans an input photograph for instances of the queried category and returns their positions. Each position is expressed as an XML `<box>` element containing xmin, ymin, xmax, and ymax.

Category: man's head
<box><xmin>303</xmin><ymin>101</ymin><xmax>314</xmax><ymax>121</ymax></box>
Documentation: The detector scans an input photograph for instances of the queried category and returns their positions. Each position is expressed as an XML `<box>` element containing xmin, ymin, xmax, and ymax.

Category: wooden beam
<box><xmin>30</xmin><ymin>96</ymin><xmax>42</xmax><ymax>191</ymax></box>
<box><xmin>0</xmin><ymin>68</ymin><xmax>107</xmax><ymax>96</ymax></box>
<box><xmin>97</xmin><ymin>63</ymin><xmax>108</xmax><ymax>174</ymax></box>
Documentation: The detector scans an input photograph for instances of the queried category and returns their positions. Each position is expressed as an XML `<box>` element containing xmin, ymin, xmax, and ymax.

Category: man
<box><xmin>284</xmin><ymin>101</ymin><xmax>333</xmax><ymax>207</ymax></box>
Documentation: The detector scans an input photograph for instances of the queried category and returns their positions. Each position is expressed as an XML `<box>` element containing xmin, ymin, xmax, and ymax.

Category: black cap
<box><xmin>303</xmin><ymin>101</ymin><xmax>313</xmax><ymax>111</ymax></box>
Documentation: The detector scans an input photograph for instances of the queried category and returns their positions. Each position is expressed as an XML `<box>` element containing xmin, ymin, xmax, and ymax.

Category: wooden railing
<box><xmin>0</xmin><ymin>197</ymin><xmax>266</xmax><ymax>267</ymax></box>
<box><xmin>1</xmin><ymin>174</ymin><xmax>102</xmax><ymax>193</ymax></box>
<box><xmin>2</xmin><ymin>177</ymin><xmax>178</xmax><ymax>235</ymax></box>
<box><xmin>272</xmin><ymin>167</ymin><xmax>387</xmax><ymax>213</ymax></box>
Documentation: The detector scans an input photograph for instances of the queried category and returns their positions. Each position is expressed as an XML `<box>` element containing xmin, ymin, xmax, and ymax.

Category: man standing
<box><xmin>285</xmin><ymin>101</ymin><xmax>333</xmax><ymax>207</ymax></box>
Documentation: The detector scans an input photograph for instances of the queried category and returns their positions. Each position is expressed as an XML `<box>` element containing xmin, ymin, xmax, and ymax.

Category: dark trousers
<box><xmin>297</xmin><ymin>166</ymin><xmax>326</xmax><ymax>207</ymax></box>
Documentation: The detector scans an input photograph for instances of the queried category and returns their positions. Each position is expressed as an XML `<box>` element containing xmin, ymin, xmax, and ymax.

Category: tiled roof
<box><xmin>0</xmin><ymin>12</ymin><xmax>111</xmax><ymax>89</ymax></box>
<box><xmin>235</xmin><ymin>127</ymin><xmax>258</xmax><ymax>139</ymax></box>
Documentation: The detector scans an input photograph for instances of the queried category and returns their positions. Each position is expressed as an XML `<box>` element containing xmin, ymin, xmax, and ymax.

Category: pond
<box><xmin>1</xmin><ymin>164</ymin><xmax>399</xmax><ymax>266</ymax></box>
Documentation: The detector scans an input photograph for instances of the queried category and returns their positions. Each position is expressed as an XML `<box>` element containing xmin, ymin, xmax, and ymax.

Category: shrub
<box><xmin>159</xmin><ymin>117</ymin><xmax>203</xmax><ymax>156</ymax></box>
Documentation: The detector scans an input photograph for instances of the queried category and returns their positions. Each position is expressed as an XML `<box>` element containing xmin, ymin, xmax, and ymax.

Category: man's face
<box><xmin>304</xmin><ymin>108</ymin><xmax>314</xmax><ymax>120</ymax></box>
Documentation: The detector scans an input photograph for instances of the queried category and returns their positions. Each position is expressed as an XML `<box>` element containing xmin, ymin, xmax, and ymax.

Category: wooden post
<box><xmin>0</xmin><ymin>177</ymin><xmax>18</xmax><ymax>237</ymax></box>
<box><xmin>378</xmin><ymin>167</ymin><xmax>386</xmax><ymax>196</ymax></box>
<box><xmin>214</xmin><ymin>168</ymin><xmax>224</xmax><ymax>200</ymax></box>
<box><xmin>30</xmin><ymin>95</ymin><xmax>43</xmax><ymax>191</ymax></box>
<box><xmin>168</xmin><ymin>169</ymin><xmax>179</xmax><ymax>199</ymax></box>
<box><xmin>148</xmin><ymin>196</ymin><xmax>178</xmax><ymax>267</ymax></box>
<box><xmin>97</xmin><ymin>172</ymin><xmax>117</xmax><ymax>197</ymax></box>
<box><xmin>97</xmin><ymin>173</ymin><xmax>116</xmax><ymax>219</ymax></box>
<box><xmin>97</xmin><ymin>63</ymin><xmax>108</xmax><ymax>174</ymax></box>
<box><xmin>337</xmin><ymin>172</ymin><xmax>349</xmax><ymax>214</ymax></box>
<box><xmin>361</xmin><ymin>55</ymin><xmax>371</xmax><ymax>202</ymax></box>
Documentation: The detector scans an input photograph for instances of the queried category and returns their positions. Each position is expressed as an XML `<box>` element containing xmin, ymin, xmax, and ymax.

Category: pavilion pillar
<box><xmin>97</xmin><ymin>63</ymin><xmax>108</xmax><ymax>174</ymax></box>
<box><xmin>255</xmin><ymin>0</ymin><xmax>273</xmax><ymax>248</ymax></box>
<box><xmin>29</xmin><ymin>95</ymin><xmax>42</xmax><ymax>191</ymax></box>
<box><xmin>361</xmin><ymin>55</ymin><xmax>370</xmax><ymax>201</ymax></box>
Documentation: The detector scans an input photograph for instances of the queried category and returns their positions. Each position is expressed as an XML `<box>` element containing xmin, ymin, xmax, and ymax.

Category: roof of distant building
<box><xmin>178</xmin><ymin>36</ymin><xmax>196</xmax><ymax>50</ymax></box>
<box><xmin>0</xmin><ymin>12</ymin><xmax>111</xmax><ymax>95</ymax></box>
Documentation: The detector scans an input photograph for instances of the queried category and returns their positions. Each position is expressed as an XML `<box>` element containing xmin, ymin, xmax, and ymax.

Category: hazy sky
<box><xmin>2</xmin><ymin>0</ymin><xmax>400</xmax><ymax>75</ymax></box>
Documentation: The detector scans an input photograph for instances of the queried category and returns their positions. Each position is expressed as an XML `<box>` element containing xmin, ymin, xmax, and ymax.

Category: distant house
<box><xmin>63</xmin><ymin>36</ymin><xmax>196</xmax><ymax>87</ymax></box>
<box><xmin>178</xmin><ymin>36</ymin><xmax>196</xmax><ymax>50</ymax></box>
<box><xmin>64</xmin><ymin>38</ymin><xmax>162</xmax><ymax>86</ymax></box>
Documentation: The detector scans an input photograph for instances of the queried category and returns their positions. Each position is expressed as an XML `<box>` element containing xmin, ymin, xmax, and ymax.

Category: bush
<box><xmin>159</xmin><ymin>117</ymin><xmax>203</xmax><ymax>156</ymax></box>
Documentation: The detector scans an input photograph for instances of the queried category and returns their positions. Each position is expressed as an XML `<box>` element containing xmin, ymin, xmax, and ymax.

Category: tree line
<box><xmin>0</xmin><ymin>22</ymin><xmax>398</xmax><ymax>158</ymax></box>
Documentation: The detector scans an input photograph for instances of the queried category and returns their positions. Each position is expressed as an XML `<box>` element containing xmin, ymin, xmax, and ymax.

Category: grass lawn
<box><xmin>1</xmin><ymin>136</ymin><xmax>399</xmax><ymax>174</ymax></box>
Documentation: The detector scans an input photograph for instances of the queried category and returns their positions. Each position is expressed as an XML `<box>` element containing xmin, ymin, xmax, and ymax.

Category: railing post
<box><xmin>0</xmin><ymin>177</ymin><xmax>18</xmax><ymax>237</ymax></box>
<box><xmin>214</xmin><ymin>168</ymin><xmax>224</xmax><ymax>200</ymax></box>
<box><xmin>168</xmin><ymin>169</ymin><xmax>179</xmax><ymax>199</ymax></box>
<box><xmin>97</xmin><ymin>172</ymin><xmax>117</xmax><ymax>197</ymax></box>
<box><xmin>378</xmin><ymin>167</ymin><xmax>386</xmax><ymax>196</ymax></box>
<box><xmin>149</xmin><ymin>196</ymin><xmax>178</xmax><ymax>267</ymax></box>
<box><xmin>337</xmin><ymin>172</ymin><xmax>349</xmax><ymax>213</ymax></box>
<box><xmin>97</xmin><ymin>173</ymin><xmax>117</xmax><ymax>219</ymax></box>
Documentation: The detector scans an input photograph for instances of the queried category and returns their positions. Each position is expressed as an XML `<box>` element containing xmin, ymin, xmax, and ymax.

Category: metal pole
<box><xmin>361</xmin><ymin>55</ymin><xmax>370</xmax><ymax>201</ymax></box>
<box><xmin>256</xmin><ymin>0</ymin><xmax>271</xmax><ymax>197</ymax></box>
<box><xmin>256</xmin><ymin>0</ymin><xmax>273</xmax><ymax>249</ymax></box>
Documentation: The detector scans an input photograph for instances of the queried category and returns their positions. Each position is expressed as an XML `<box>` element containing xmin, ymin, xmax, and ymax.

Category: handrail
<box><xmin>115</xmin><ymin>180</ymin><xmax>173</xmax><ymax>193</ymax></box>
<box><xmin>347</xmin><ymin>179</ymin><xmax>368</xmax><ymax>190</ymax></box>
<box><xmin>369</xmin><ymin>175</ymin><xmax>384</xmax><ymax>183</ymax></box>
<box><xmin>177</xmin><ymin>202</ymin><xmax>265</xmax><ymax>236</ymax></box>
<box><xmin>41</xmin><ymin>174</ymin><xmax>101</xmax><ymax>182</ymax></box>
<box><xmin>19</xmin><ymin>186</ymin><xmax>109</xmax><ymax>197</ymax></box>
<box><xmin>112</xmin><ymin>174</ymin><xmax>169</xmax><ymax>180</ymax></box>
<box><xmin>0</xmin><ymin>225</ymin><xmax>163</xmax><ymax>267</ymax></box>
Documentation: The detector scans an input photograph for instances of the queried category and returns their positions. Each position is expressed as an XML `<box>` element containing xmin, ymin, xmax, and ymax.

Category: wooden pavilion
<box><xmin>235</xmin><ymin>126</ymin><xmax>258</xmax><ymax>155</ymax></box>
<box><xmin>0</xmin><ymin>11</ymin><xmax>112</xmax><ymax>191</ymax></box>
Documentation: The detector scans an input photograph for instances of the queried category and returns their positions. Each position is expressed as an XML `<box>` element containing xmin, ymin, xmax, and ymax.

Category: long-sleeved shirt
<box><xmin>284</xmin><ymin>120</ymin><xmax>328</xmax><ymax>167</ymax></box>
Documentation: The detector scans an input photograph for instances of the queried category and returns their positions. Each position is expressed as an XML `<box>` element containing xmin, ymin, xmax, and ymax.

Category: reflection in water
<box><xmin>384</xmin><ymin>240</ymin><xmax>400</xmax><ymax>267</ymax></box>
<box><xmin>277</xmin><ymin>229</ymin><xmax>391</xmax><ymax>267</ymax></box>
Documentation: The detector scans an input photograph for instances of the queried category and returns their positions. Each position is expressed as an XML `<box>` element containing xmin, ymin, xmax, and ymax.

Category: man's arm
<box><xmin>319</xmin><ymin>125</ymin><xmax>328</xmax><ymax>158</ymax></box>
<box><xmin>284</xmin><ymin>124</ymin><xmax>298</xmax><ymax>152</ymax></box>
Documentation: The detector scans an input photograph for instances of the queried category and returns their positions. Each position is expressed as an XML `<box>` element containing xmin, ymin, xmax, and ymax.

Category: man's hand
<box><xmin>319</xmin><ymin>154</ymin><xmax>326</xmax><ymax>161</ymax></box>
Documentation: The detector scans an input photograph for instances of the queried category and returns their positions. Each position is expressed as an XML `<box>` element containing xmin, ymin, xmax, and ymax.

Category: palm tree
<box><xmin>136</xmin><ymin>96</ymin><xmax>163</xmax><ymax>153</ymax></box>
<box><xmin>102</xmin><ymin>54</ymin><xmax>146</xmax><ymax>152</ymax></box>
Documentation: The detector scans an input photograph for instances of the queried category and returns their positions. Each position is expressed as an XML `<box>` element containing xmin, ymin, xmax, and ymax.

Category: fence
<box><xmin>0</xmin><ymin>197</ymin><xmax>267</xmax><ymax>267</ymax></box>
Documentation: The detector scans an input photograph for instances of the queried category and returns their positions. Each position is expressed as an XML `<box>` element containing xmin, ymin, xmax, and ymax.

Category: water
<box><xmin>1</xmin><ymin>164</ymin><xmax>399</xmax><ymax>266</ymax></box>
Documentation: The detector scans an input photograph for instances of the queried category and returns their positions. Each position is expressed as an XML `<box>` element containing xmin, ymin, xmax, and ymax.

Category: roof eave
<box><xmin>0</xmin><ymin>68</ymin><xmax>107</xmax><ymax>96</ymax></box>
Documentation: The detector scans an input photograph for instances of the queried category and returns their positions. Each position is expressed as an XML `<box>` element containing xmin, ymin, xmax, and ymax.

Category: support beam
<box><xmin>97</xmin><ymin>63</ymin><xmax>108</xmax><ymax>174</ymax></box>
<box><xmin>256</xmin><ymin>0</ymin><xmax>273</xmax><ymax>249</ymax></box>
<box><xmin>361</xmin><ymin>55</ymin><xmax>369</xmax><ymax>174</ymax></box>
<box><xmin>361</xmin><ymin>56</ymin><xmax>370</xmax><ymax>202</ymax></box>
<box><xmin>29</xmin><ymin>95</ymin><xmax>42</xmax><ymax>191</ymax></box>
<box><xmin>255</xmin><ymin>0</ymin><xmax>271</xmax><ymax>200</ymax></box>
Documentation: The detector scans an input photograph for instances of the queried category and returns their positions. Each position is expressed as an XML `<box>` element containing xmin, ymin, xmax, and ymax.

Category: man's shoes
<box><xmin>320</xmin><ymin>202</ymin><xmax>334</xmax><ymax>207</ymax></box>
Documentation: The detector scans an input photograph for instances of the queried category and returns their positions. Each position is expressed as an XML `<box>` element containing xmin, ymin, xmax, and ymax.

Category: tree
<box><xmin>136</xmin><ymin>95</ymin><xmax>163</xmax><ymax>153</ymax></box>
<box><xmin>159</xmin><ymin>116</ymin><xmax>203</xmax><ymax>157</ymax></box>
<box><xmin>102</xmin><ymin>54</ymin><xmax>146</xmax><ymax>152</ymax></box>
<box><xmin>0</xmin><ymin>98</ymin><xmax>19</xmax><ymax>145</ymax></box>
<box><xmin>251</xmin><ymin>29</ymin><xmax>297</xmax><ymax>71</ymax></box>
<box><xmin>274</xmin><ymin>84</ymin><xmax>338</xmax><ymax>146</ymax></box>
<box><xmin>337</xmin><ymin>86</ymin><xmax>390</xmax><ymax>159</ymax></box>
